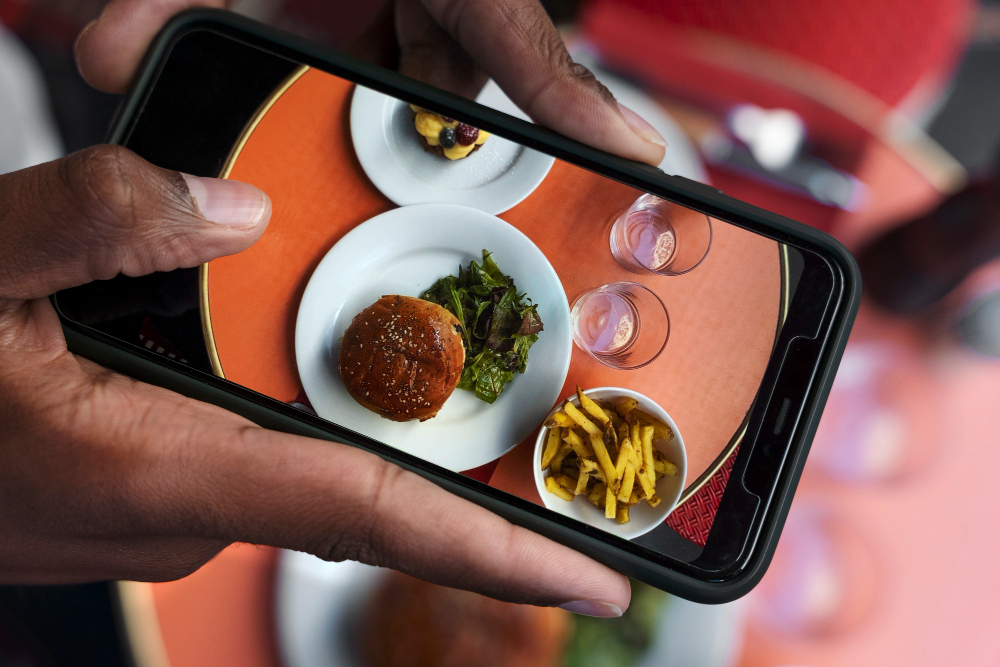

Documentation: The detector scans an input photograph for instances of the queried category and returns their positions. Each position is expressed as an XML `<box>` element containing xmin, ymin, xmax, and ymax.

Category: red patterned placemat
<box><xmin>665</xmin><ymin>445</ymin><xmax>739</xmax><ymax>546</ymax></box>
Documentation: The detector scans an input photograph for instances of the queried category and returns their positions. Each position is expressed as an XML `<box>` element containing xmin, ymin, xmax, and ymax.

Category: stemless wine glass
<box><xmin>609</xmin><ymin>194</ymin><xmax>713</xmax><ymax>275</ymax></box>
<box><xmin>570</xmin><ymin>282</ymin><xmax>669</xmax><ymax>369</ymax></box>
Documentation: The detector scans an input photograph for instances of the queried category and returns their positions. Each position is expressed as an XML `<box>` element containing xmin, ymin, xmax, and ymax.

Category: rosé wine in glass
<box><xmin>610</xmin><ymin>194</ymin><xmax>712</xmax><ymax>275</ymax></box>
<box><xmin>570</xmin><ymin>282</ymin><xmax>669</xmax><ymax>370</ymax></box>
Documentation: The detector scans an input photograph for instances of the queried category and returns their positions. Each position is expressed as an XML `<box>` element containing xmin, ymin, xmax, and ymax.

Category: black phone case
<box><xmin>58</xmin><ymin>9</ymin><xmax>861</xmax><ymax>603</ymax></box>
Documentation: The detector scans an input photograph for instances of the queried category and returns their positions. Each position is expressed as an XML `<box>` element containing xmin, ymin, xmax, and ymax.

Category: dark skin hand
<box><xmin>1</xmin><ymin>0</ymin><xmax>666</xmax><ymax>617</ymax></box>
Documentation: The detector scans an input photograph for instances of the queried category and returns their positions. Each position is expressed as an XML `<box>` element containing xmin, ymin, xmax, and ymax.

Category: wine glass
<box><xmin>609</xmin><ymin>194</ymin><xmax>713</xmax><ymax>276</ymax></box>
<box><xmin>570</xmin><ymin>282</ymin><xmax>669</xmax><ymax>369</ymax></box>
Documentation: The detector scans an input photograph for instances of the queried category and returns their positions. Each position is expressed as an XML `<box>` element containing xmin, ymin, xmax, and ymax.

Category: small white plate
<box><xmin>350</xmin><ymin>86</ymin><xmax>555</xmax><ymax>215</ymax></box>
<box><xmin>476</xmin><ymin>74</ymin><xmax>707</xmax><ymax>184</ymax></box>
<box><xmin>534</xmin><ymin>387</ymin><xmax>687</xmax><ymax>540</ymax></box>
<box><xmin>295</xmin><ymin>204</ymin><xmax>572</xmax><ymax>472</ymax></box>
<box><xmin>276</xmin><ymin>551</ymin><xmax>743</xmax><ymax>667</ymax></box>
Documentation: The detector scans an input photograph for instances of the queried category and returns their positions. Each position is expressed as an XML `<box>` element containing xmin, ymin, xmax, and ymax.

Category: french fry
<box><xmin>562</xmin><ymin>429</ymin><xmax>592</xmax><ymax>460</ymax></box>
<box><xmin>632</xmin><ymin>409</ymin><xmax>674</xmax><ymax>441</ymax></box>
<box><xmin>574</xmin><ymin>468</ymin><xmax>591</xmax><ymax>495</ymax></box>
<box><xmin>541</xmin><ymin>428</ymin><xmax>561</xmax><ymax>469</ymax></box>
<box><xmin>604</xmin><ymin>485</ymin><xmax>617</xmax><ymax>519</ymax></box>
<box><xmin>630</xmin><ymin>421</ymin><xmax>641</xmax><ymax>458</ymax></box>
<box><xmin>563</xmin><ymin>401</ymin><xmax>602</xmax><ymax>437</ymax></box>
<box><xmin>614</xmin><ymin>441</ymin><xmax>632</xmax><ymax>480</ymax></box>
<box><xmin>555</xmin><ymin>474</ymin><xmax>577</xmax><ymax>491</ymax></box>
<box><xmin>616</xmin><ymin>507</ymin><xmax>630</xmax><ymax>524</ymax></box>
<box><xmin>628</xmin><ymin>490</ymin><xmax>640</xmax><ymax>505</ymax></box>
<box><xmin>544</xmin><ymin>412</ymin><xmax>576</xmax><ymax>429</ymax></box>
<box><xmin>550</xmin><ymin>442</ymin><xmax>572</xmax><ymax>474</ymax></box>
<box><xmin>615</xmin><ymin>397</ymin><xmax>639</xmax><ymax>417</ymax></box>
<box><xmin>545</xmin><ymin>476</ymin><xmax>575</xmax><ymax>501</ymax></box>
<box><xmin>602</xmin><ymin>421</ymin><xmax>618</xmax><ymax>452</ymax></box>
<box><xmin>641</xmin><ymin>425</ymin><xmax>656</xmax><ymax>487</ymax></box>
<box><xmin>589</xmin><ymin>482</ymin><xmax>607</xmax><ymax>508</ymax></box>
<box><xmin>653</xmin><ymin>458</ymin><xmax>679</xmax><ymax>476</ymax></box>
<box><xmin>577</xmin><ymin>386</ymin><xmax>610</xmax><ymax>424</ymax></box>
<box><xmin>647</xmin><ymin>494</ymin><xmax>662</xmax><ymax>508</ymax></box>
<box><xmin>617</xmin><ymin>462</ymin><xmax>636</xmax><ymax>502</ymax></box>
<box><xmin>635</xmin><ymin>463</ymin><xmax>656</xmax><ymax>500</ymax></box>
<box><xmin>589</xmin><ymin>433</ymin><xmax>618</xmax><ymax>490</ymax></box>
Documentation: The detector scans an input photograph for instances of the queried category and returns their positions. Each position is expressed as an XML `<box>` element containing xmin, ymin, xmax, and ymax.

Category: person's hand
<box><xmin>0</xmin><ymin>147</ymin><xmax>627</xmax><ymax>615</ymax></box>
<box><xmin>76</xmin><ymin>0</ymin><xmax>666</xmax><ymax>166</ymax></box>
<box><xmin>0</xmin><ymin>0</ymin><xmax>646</xmax><ymax>616</ymax></box>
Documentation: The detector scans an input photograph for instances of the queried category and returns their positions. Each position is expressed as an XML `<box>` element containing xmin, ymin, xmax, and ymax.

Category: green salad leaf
<box><xmin>562</xmin><ymin>581</ymin><xmax>669</xmax><ymax>667</ymax></box>
<box><xmin>421</xmin><ymin>250</ymin><xmax>543</xmax><ymax>404</ymax></box>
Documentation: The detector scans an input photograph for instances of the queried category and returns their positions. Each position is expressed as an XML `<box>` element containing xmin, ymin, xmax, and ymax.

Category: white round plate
<box><xmin>276</xmin><ymin>551</ymin><xmax>743</xmax><ymax>667</ymax></box>
<box><xmin>295</xmin><ymin>204</ymin><xmax>572</xmax><ymax>472</ymax></box>
<box><xmin>350</xmin><ymin>86</ymin><xmax>555</xmax><ymax>215</ymax></box>
<box><xmin>477</xmin><ymin>54</ymin><xmax>708</xmax><ymax>183</ymax></box>
<box><xmin>533</xmin><ymin>387</ymin><xmax>687</xmax><ymax>540</ymax></box>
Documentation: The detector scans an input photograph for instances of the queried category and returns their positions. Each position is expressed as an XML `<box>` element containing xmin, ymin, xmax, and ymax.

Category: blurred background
<box><xmin>2</xmin><ymin>0</ymin><xmax>1000</xmax><ymax>664</ymax></box>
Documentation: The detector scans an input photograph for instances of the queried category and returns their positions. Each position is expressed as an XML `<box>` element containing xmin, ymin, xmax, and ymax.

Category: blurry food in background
<box><xmin>355</xmin><ymin>571</ymin><xmax>669</xmax><ymax>667</ymax></box>
<box><xmin>609</xmin><ymin>194</ymin><xmax>713</xmax><ymax>275</ymax></box>
<box><xmin>356</xmin><ymin>572</ymin><xmax>569</xmax><ymax>667</ymax></box>
<box><xmin>561</xmin><ymin>581</ymin><xmax>668</xmax><ymax>667</ymax></box>
<box><xmin>809</xmin><ymin>341</ymin><xmax>940</xmax><ymax>484</ymax></box>
<box><xmin>858</xmin><ymin>164</ymin><xmax>1000</xmax><ymax>314</ymax></box>
<box><xmin>748</xmin><ymin>503</ymin><xmax>878</xmax><ymax>638</ymax></box>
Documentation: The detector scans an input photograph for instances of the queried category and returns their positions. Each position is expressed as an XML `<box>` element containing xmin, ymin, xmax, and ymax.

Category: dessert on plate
<box><xmin>410</xmin><ymin>104</ymin><xmax>489</xmax><ymax>160</ymax></box>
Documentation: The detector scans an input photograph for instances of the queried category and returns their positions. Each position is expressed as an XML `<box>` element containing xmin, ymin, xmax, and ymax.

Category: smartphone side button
<box><xmin>742</xmin><ymin>337</ymin><xmax>819</xmax><ymax>496</ymax></box>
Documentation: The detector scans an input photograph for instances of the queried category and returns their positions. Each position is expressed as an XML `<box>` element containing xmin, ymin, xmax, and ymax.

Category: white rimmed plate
<box><xmin>349</xmin><ymin>85</ymin><xmax>555</xmax><ymax>214</ymax></box>
<box><xmin>276</xmin><ymin>551</ymin><xmax>743</xmax><ymax>667</ymax></box>
<box><xmin>295</xmin><ymin>204</ymin><xmax>571</xmax><ymax>472</ymax></box>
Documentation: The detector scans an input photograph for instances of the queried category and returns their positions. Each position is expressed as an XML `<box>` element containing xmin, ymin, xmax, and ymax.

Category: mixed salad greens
<box><xmin>421</xmin><ymin>250</ymin><xmax>543</xmax><ymax>404</ymax></box>
<box><xmin>562</xmin><ymin>580</ymin><xmax>668</xmax><ymax>667</ymax></box>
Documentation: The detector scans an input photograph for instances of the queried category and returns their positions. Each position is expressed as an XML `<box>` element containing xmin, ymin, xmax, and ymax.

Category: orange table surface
<box><xmin>206</xmin><ymin>67</ymin><xmax>782</xmax><ymax>501</ymax></box>
<box><xmin>128</xmin><ymin>64</ymin><xmax>1000</xmax><ymax>667</ymax></box>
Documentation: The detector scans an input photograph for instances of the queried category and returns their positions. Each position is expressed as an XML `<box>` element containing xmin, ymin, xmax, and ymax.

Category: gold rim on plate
<box><xmin>200</xmin><ymin>64</ymin><xmax>309</xmax><ymax>380</ymax></box>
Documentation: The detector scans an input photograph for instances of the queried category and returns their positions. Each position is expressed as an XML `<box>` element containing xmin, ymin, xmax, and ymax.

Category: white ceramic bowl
<box><xmin>533</xmin><ymin>387</ymin><xmax>687</xmax><ymax>540</ymax></box>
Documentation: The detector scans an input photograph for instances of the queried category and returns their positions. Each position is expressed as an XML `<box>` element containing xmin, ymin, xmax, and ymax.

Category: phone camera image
<box><xmin>54</xmin><ymin>26</ymin><xmax>851</xmax><ymax>604</ymax></box>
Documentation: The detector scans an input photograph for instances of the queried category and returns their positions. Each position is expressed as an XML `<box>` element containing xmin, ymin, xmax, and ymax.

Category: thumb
<box><xmin>0</xmin><ymin>145</ymin><xmax>270</xmax><ymax>301</ymax></box>
<box><xmin>418</xmin><ymin>0</ymin><xmax>667</xmax><ymax>165</ymax></box>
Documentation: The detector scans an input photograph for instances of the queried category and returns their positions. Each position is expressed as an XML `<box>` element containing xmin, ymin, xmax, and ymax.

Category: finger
<box><xmin>395</xmin><ymin>0</ymin><xmax>488</xmax><ymax>100</ymax></box>
<box><xmin>0</xmin><ymin>145</ymin><xmax>269</xmax><ymax>301</ymax></box>
<box><xmin>87</xmin><ymin>374</ymin><xmax>630</xmax><ymax>614</ymax></box>
<box><xmin>419</xmin><ymin>0</ymin><xmax>666</xmax><ymax>165</ymax></box>
<box><xmin>75</xmin><ymin>0</ymin><xmax>231</xmax><ymax>93</ymax></box>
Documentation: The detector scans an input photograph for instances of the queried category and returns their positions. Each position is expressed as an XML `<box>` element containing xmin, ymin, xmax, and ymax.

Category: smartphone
<box><xmin>54</xmin><ymin>10</ymin><xmax>859</xmax><ymax>603</ymax></box>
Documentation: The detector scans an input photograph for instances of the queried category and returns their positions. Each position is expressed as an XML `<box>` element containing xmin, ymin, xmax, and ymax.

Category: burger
<box><xmin>338</xmin><ymin>295</ymin><xmax>465</xmax><ymax>421</ymax></box>
<box><xmin>356</xmin><ymin>571</ymin><xmax>570</xmax><ymax>667</ymax></box>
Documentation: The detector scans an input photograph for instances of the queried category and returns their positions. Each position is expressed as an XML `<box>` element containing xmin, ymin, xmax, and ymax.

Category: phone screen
<box><xmin>56</xmin><ymin>28</ymin><xmax>838</xmax><ymax>568</ymax></box>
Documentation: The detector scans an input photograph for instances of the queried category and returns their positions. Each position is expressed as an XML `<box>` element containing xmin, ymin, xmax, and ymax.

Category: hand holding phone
<box><xmin>0</xmin><ymin>0</ymin><xmax>649</xmax><ymax>615</ymax></box>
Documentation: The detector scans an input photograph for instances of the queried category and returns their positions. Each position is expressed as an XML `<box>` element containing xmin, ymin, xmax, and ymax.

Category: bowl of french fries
<box><xmin>534</xmin><ymin>386</ymin><xmax>687</xmax><ymax>540</ymax></box>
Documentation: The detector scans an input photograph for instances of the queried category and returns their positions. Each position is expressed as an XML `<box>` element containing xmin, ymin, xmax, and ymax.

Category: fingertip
<box><xmin>617</xmin><ymin>103</ymin><xmax>666</xmax><ymax>151</ymax></box>
<box><xmin>181</xmin><ymin>175</ymin><xmax>272</xmax><ymax>230</ymax></box>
